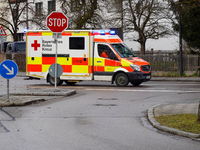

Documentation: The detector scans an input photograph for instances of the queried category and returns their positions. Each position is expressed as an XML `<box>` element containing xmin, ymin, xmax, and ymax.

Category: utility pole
<box><xmin>179</xmin><ymin>0</ymin><xmax>183</xmax><ymax>76</ymax></box>
<box><xmin>26</xmin><ymin>0</ymin><xmax>28</xmax><ymax>30</ymax></box>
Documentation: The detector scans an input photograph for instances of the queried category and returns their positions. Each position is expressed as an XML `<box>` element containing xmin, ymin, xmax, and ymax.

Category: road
<box><xmin>0</xmin><ymin>76</ymin><xmax>200</xmax><ymax>150</ymax></box>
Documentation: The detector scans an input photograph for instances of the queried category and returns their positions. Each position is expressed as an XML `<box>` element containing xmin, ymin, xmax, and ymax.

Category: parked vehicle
<box><xmin>0</xmin><ymin>41</ymin><xmax>11</xmax><ymax>53</ymax></box>
<box><xmin>5</xmin><ymin>41</ymin><xmax>26</xmax><ymax>53</ymax></box>
<box><xmin>26</xmin><ymin>30</ymin><xmax>151</xmax><ymax>86</ymax></box>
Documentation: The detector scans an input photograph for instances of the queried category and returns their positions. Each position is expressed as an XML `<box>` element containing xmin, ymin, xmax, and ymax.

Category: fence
<box><xmin>136</xmin><ymin>53</ymin><xmax>199</xmax><ymax>73</ymax></box>
<box><xmin>0</xmin><ymin>53</ymin><xmax>199</xmax><ymax>74</ymax></box>
<box><xmin>0</xmin><ymin>53</ymin><xmax>26</xmax><ymax>71</ymax></box>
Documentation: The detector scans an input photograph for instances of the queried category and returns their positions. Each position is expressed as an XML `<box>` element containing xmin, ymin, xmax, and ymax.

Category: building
<box><xmin>7</xmin><ymin>0</ymin><xmax>178</xmax><ymax>51</ymax></box>
<box><xmin>0</xmin><ymin>0</ymin><xmax>12</xmax><ymax>42</ymax></box>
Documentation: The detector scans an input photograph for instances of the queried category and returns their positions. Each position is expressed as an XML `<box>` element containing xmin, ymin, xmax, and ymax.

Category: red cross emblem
<box><xmin>31</xmin><ymin>40</ymin><xmax>40</xmax><ymax>51</ymax></box>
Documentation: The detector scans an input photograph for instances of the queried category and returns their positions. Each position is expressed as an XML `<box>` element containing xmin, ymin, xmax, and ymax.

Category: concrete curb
<box><xmin>151</xmin><ymin>77</ymin><xmax>200</xmax><ymax>82</ymax></box>
<box><xmin>148</xmin><ymin>104</ymin><xmax>200</xmax><ymax>140</ymax></box>
<box><xmin>10</xmin><ymin>89</ymin><xmax>76</xmax><ymax>97</ymax></box>
<box><xmin>0</xmin><ymin>89</ymin><xmax>76</xmax><ymax>107</ymax></box>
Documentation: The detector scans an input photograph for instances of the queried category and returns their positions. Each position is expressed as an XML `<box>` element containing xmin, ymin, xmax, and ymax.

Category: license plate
<box><xmin>146</xmin><ymin>75</ymin><xmax>151</xmax><ymax>79</ymax></box>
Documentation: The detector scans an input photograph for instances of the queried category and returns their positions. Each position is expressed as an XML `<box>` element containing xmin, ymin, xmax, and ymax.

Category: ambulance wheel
<box><xmin>48</xmin><ymin>76</ymin><xmax>63</xmax><ymax>86</ymax></box>
<box><xmin>115</xmin><ymin>73</ymin><xmax>129</xmax><ymax>87</ymax></box>
<box><xmin>131</xmin><ymin>81</ymin><xmax>142</xmax><ymax>86</ymax></box>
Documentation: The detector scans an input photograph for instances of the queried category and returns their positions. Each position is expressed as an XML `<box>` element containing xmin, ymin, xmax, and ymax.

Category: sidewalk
<box><xmin>151</xmin><ymin>77</ymin><xmax>200</xmax><ymax>82</ymax></box>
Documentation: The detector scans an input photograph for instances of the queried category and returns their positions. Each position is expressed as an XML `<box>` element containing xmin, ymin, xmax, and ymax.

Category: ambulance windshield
<box><xmin>111</xmin><ymin>43</ymin><xmax>136</xmax><ymax>58</ymax></box>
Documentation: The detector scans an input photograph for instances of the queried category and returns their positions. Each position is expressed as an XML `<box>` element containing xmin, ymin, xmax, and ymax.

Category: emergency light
<box><xmin>110</xmin><ymin>30</ymin><xmax>115</xmax><ymax>35</ymax></box>
<box><xmin>100</xmin><ymin>30</ymin><xmax>105</xmax><ymax>35</ymax></box>
<box><xmin>92</xmin><ymin>30</ymin><xmax>115</xmax><ymax>35</ymax></box>
<box><xmin>24</xmin><ymin>28</ymin><xmax>28</xmax><ymax>33</ymax></box>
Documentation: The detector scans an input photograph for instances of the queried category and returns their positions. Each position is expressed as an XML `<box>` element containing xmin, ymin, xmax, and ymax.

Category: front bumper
<box><xmin>127</xmin><ymin>72</ymin><xmax>151</xmax><ymax>83</ymax></box>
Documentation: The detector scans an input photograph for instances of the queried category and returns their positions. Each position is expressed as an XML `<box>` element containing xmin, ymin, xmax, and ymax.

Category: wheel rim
<box><xmin>49</xmin><ymin>76</ymin><xmax>60</xmax><ymax>85</ymax></box>
<box><xmin>118</xmin><ymin>76</ymin><xmax>126</xmax><ymax>85</ymax></box>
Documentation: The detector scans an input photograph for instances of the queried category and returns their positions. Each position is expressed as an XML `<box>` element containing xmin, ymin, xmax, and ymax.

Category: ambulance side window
<box><xmin>98</xmin><ymin>44</ymin><xmax>118</xmax><ymax>60</ymax></box>
<box><xmin>69</xmin><ymin>37</ymin><xmax>85</xmax><ymax>50</ymax></box>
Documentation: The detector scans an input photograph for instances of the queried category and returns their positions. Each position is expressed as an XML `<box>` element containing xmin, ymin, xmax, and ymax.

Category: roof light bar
<box><xmin>100</xmin><ymin>30</ymin><xmax>105</xmax><ymax>35</ymax></box>
<box><xmin>110</xmin><ymin>30</ymin><xmax>115</xmax><ymax>35</ymax></box>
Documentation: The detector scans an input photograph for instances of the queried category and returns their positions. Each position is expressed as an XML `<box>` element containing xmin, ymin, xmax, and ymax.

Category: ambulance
<box><xmin>26</xmin><ymin>30</ymin><xmax>151</xmax><ymax>87</ymax></box>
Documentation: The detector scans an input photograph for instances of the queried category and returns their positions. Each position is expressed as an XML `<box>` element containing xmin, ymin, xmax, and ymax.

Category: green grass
<box><xmin>155</xmin><ymin>114</ymin><xmax>200</xmax><ymax>134</ymax></box>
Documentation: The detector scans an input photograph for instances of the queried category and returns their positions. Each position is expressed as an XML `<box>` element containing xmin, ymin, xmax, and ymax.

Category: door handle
<box><xmin>97</xmin><ymin>61</ymin><xmax>102</xmax><ymax>63</ymax></box>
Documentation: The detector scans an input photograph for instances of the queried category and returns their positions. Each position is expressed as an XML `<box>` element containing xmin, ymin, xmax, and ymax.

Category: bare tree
<box><xmin>0</xmin><ymin>0</ymin><xmax>50</xmax><ymax>41</ymax></box>
<box><xmin>123</xmin><ymin>0</ymin><xmax>174</xmax><ymax>54</ymax></box>
<box><xmin>58</xmin><ymin>0</ymin><xmax>102</xmax><ymax>29</ymax></box>
<box><xmin>0</xmin><ymin>0</ymin><xmax>28</xmax><ymax>41</ymax></box>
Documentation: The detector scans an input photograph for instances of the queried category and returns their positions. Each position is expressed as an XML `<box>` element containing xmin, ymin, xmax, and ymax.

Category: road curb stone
<box><xmin>0</xmin><ymin>89</ymin><xmax>76</xmax><ymax>107</ymax></box>
<box><xmin>148</xmin><ymin>104</ymin><xmax>200</xmax><ymax>140</ymax></box>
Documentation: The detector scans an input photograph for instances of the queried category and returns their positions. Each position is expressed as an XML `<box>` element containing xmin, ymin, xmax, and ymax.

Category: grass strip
<box><xmin>155</xmin><ymin>114</ymin><xmax>200</xmax><ymax>134</ymax></box>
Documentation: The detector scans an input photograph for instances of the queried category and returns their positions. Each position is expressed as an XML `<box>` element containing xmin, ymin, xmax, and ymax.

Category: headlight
<box><xmin>130</xmin><ymin>64</ymin><xmax>140</xmax><ymax>71</ymax></box>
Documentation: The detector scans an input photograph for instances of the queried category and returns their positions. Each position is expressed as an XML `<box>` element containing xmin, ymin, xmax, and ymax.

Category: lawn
<box><xmin>155</xmin><ymin>114</ymin><xmax>200</xmax><ymax>134</ymax></box>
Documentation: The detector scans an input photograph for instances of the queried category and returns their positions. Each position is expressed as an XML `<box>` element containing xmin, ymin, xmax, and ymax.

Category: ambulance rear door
<box><xmin>26</xmin><ymin>31</ymin><xmax>43</xmax><ymax>78</ymax></box>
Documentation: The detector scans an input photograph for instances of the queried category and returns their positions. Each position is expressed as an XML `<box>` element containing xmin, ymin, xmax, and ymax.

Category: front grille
<box><xmin>141</xmin><ymin>65</ymin><xmax>151</xmax><ymax>72</ymax></box>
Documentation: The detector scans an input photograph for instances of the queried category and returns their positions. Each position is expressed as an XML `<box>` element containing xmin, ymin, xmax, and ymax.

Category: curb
<box><xmin>0</xmin><ymin>89</ymin><xmax>76</xmax><ymax>107</ymax></box>
<box><xmin>10</xmin><ymin>89</ymin><xmax>76</xmax><ymax>97</ymax></box>
<box><xmin>148</xmin><ymin>104</ymin><xmax>200</xmax><ymax>140</ymax></box>
<box><xmin>150</xmin><ymin>77</ymin><xmax>200</xmax><ymax>82</ymax></box>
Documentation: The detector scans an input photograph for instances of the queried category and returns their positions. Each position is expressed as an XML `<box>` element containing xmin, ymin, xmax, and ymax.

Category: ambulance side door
<box><xmin>61</xmin><ymin>34</ymin><xmax>91</xmax><ymax>79</ymax></box>
<box><xmin>94</xmin><ymin>43</ymin><xmax>120</xmax><ymax>81</ymax></box>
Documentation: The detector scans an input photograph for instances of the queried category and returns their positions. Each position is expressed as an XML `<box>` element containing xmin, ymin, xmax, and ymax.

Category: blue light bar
<box><xmin>110</xmin><ymin>30</ymin><xmax>115</xmax><ymax>35</ymax></box>
<box><xmin>24</xmin><ymin>28</ymin><xmax>28</xmax><ymax>33</ymax></box>
<box><xmin>100</xmin><ymin>30</ymin><xmax>105</xmax><ymax>35</ymax></box>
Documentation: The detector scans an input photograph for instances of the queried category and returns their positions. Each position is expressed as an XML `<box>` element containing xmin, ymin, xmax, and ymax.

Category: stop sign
<box><xmin>46</xmin><ymin>11</ymin><xmax>68</xmax><ymax>33</ymax></box>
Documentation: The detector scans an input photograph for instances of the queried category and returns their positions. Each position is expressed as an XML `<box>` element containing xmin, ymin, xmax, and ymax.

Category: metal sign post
<box><xmin>46</xmin><ymin>11</ymin><xmax>68</xmax><ymax>88</ymax></box>
<box><xmin>7</xmin><ymin>79</ymin><xmax>9</xmax><ymax>101</ymax></box>
<box><xmin>55</xmin><ymin>33</ymin><xmax>58</xmax><ymax>89</ymax></box>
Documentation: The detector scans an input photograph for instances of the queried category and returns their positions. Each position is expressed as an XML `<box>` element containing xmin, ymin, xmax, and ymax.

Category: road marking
<box><xmin>86</xmin><ymin>89</ymin><xmax>200</xmax><ymax>93</ymax></box>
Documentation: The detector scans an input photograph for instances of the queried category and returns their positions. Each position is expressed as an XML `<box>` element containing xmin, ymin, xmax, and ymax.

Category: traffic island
<box><xmin>0</xmin><ymin>89</ymin><xmax>76</xmax><ymax>107</ymax></box>
<box><xmin>148</xmin><ymin>103</ymin><xmax>200</xmax><ymax>140</ymax></box>
<box><xmin>0</xmin><ymin>95</ymin><xmax>45</xmax><ymax>107</ymax></box>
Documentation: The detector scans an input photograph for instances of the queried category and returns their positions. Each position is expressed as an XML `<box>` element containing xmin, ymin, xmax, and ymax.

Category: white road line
<box><xmin>86</xmin><ymin>89</ymin><xmax>200</xmax><ymax>93</ymax></box>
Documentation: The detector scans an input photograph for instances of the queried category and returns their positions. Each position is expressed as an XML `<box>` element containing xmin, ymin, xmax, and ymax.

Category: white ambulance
<box><xmin>26</xmin><ymin>30</ymin><xmax>151</xmax><ymax>87</ymax></box>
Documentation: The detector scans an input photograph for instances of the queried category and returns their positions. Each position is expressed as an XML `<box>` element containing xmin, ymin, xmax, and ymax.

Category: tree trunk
<box><xmin>198</xmin><ymin>101</ymin><xmax>200</xmax><ymax>122</ymax></box>
<box><xmin>140</xmin><ymin>42</ymin><xmax>146</xmax><ymax>55</ymax></box>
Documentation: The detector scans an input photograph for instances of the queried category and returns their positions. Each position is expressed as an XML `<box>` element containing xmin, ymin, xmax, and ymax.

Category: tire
<box><xmin>115</xmin><ymin>73</ymin><xmax>129</xmax><ymax>87</ymax></box>
<box><xmin>131</xmin><ymin>81</ymin><xmax>142</xmax><ymax>86</ymax></box>
<box><xmin>48</xmin><ymin>75</ymin><xmax>63</xmax><ymax>86</ymax></box>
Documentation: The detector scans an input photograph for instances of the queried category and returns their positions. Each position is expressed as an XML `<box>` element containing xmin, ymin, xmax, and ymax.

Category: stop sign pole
<box><xmin>46</xmin><ymin>11</ymin><xmax>68</xmax><ymax>88</ymax></box>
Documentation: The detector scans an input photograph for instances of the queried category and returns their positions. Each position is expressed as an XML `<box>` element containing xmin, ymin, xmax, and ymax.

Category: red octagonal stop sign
<box><xmin>46</xmin><ymin>11</ymin><xmax>68</xmax><ymax>33</ymax></box>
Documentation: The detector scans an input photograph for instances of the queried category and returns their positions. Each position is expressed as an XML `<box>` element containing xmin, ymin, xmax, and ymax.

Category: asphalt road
<box><xmin>0</xmin><ymin>76</ymin><xmax>200</xmax><ymax>150</ymax></box>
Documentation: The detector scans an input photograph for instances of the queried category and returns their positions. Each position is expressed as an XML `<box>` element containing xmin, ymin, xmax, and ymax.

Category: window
<box><xmin>69</xmin><ymin>37</ymin><xmax>84</xmax><ymax>50</ymax></box>
<box><xmin>9</xmin><ymin>0</ymin><xmax>27</xmax><ymax>3</ymax></box>
<box><xmin>98</xmin><ymin>44</ymin><xmax>118</xmax><ymax>60</ymax></box>
<box><xmin>35</xmin><ymin>2</ymin><xmax>43</xmax><ymax>16</ymax></box>
<box><xmin>111</xmin><ymin>43</ymin><xmax>136</xmax><ymax>58</ymax></box>
<box><xmin>71</xmin><ymin>0</ymin><xmax>79</xmax><ymax>12</ymax></box>
<box><xmin>48</xmin><ymin>0</ymin><xmax>55</xmax><ymax>14</ymax></box>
